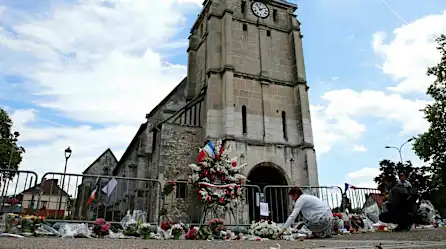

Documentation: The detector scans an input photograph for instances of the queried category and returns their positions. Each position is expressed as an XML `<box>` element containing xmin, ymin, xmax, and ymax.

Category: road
<box><xmin>0</xmin><ymin>229</ymin><xmax>445</xmax><ymax>249</ymax></box>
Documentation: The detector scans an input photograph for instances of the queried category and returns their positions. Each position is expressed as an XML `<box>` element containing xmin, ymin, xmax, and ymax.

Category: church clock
<box><xmin>251</xmin><ymin>1</ymin><xmax>269</xmax><ymax>18</ymax></box>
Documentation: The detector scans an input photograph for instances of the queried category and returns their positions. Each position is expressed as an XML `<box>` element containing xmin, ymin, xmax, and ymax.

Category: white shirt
<box><xmin>282</xmin><ymin>194</ymin><xmax>332</xmax><ymax>229</ymax></box>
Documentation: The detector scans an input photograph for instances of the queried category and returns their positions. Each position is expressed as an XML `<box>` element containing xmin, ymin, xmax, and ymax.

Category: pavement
<box><xmin>0</xmin><ymin>229</ymin><xmax>445</xmax><ymax>249</ymax></box>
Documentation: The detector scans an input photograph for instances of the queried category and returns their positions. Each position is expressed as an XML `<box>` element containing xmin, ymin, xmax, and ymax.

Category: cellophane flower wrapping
<box><xmin>249</xmin><ymin>220</ymin><xmax>281</xmax><ymax>239</ymax></box>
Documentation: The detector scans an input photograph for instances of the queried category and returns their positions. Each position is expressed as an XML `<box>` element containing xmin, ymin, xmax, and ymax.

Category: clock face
<box><xmin>251</xmin><ymin>2</ymin><xmax>269</xmax><ymax>18</ymax></box>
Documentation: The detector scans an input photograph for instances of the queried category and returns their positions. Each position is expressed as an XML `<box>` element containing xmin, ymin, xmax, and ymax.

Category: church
<box><xmin>80</xmin><ymin>0</ymin><xmax>319</xmax><ymax>224</ymax></box>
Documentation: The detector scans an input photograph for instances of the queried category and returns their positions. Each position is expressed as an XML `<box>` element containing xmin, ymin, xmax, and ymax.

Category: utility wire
<box><xmin>380</xmin><ymin>0</ymin><xmax>408</xmax><ymax>25</ymax></box>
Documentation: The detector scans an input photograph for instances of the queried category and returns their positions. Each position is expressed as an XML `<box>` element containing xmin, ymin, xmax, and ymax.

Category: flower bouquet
<box><xmin>6</xmin><ymin>198</ymin><xmax>19</xmax><ymax>206</ymax></box>
<box><xmin>163</xmin><ymin>180</ymin><xmax>176</xmax><ymax>196</ymax></box>
<box><xmin>6</xmin><ymin>213</ymin><xmax>20</xmax><ymax>233</ymax></box>
<box><xmin>249</xmin><ymin>220</ymin><xmax>281</xmax><ymax>239</ymax></box>
<box><xmin>139</xmin><ymin>223</ymin><xmax>151</xmax><ymax>240</ymax></box>
<box><xmin>171</xmin><ymin>223</ymin><xmax>183</xmax><ymax>240</ymax></box>
<box><xmin>208</xmin><ymin>218</ymin><xmax>225</xmax><ymax>236</ymax></box>
<box><xmin>185</xmin><ymin>227</ymin><xmax>198</xmax><ymax>240</ymax></box>
<box><xmin>196</xmin><ymin>226</ymin><xmax>213</xmax><ymax>240</ymax></box>
<box><xmin>93</xmin><ymin>218</ymin><xmax>110</xmax><ymax>237</ymax></box>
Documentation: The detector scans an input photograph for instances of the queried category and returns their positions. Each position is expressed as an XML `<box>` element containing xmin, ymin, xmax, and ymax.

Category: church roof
<box><xmin>82</xmin><ymin>148</ymin><xmax>118</xmax><ymax>174</ymax></box>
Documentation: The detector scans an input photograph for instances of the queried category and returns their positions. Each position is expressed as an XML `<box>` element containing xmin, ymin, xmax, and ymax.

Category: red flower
<box><xmin>256</xmin><ymin>238</ymin><xmax>261</xmax><ymax>241</ymax></box>
<box><xmin>169</xmin><ymin>180</ymin><xmax>175</xmax><ymax>185</ymax></box>
<box><xmin>215</xmin><ymin>154</ymin><xmax>220</xmax><ymax>160</ymax></box>
<box><xmin>232</xmin><ymin>161</ymin><xmax>237</xmax><ymax>167</ymax></box>
<box><xmin>219</xmin><ymin>197</ymin><xmax>225</xmax><ymax>203</ymax></box>
<box><xmin>220</xmin><ymin>147</ymin><xmax>225</xmax><ymax>154</ymax></box>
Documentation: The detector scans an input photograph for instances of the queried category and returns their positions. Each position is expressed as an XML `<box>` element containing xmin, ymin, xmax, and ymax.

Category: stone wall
<box><xmin>158</xmin><ymin>123</ymin><xmax>204</xmax><ymax>222</ymax></box>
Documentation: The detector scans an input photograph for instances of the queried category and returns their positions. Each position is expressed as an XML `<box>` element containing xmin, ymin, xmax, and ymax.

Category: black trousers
<box><xmin>379</xmin><ymin>211</ymin><xmax>413</xmax><ymax>228</ymax></box>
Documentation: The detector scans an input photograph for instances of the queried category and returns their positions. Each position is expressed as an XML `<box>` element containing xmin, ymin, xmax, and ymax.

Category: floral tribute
<box><xmin>208</xmin><ymin>218</ymin><xmax>225</xmax><ymax>233</ymax></box>
<box><xmin>189</xmin><ymin>139</ymin><xmax>247</xmax><ymax>212</ymax></box>
<box><xmin>92</xmin><ymin>218</ymin><xmax>110</xmax><ymax>238</ymax></box>
<box><xmin>249</xmin><ymin>220</ymin><xmax>281</xmax><ymax>239</ymax></box>
<box><xmin>163</xmin><ymin>180</ymin><xmax>176</xmax><ymax>196</ymax></box>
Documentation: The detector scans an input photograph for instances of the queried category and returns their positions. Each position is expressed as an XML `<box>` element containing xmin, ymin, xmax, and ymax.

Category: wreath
<box><xmin>189</xmin><ymin>139</ymin><xmax>247</xmax><ymax>212</ymax></box>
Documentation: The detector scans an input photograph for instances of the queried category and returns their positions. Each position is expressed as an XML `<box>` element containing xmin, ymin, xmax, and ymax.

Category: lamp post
<box><xmin>57</xmin><ymin>147</ymin><xmax>72</xmax><ymax>217</ymax></box>
<box><xmin>385</xmin><ymin>138</ymin><xmax>414</xmax><ymax>163</ymax></box>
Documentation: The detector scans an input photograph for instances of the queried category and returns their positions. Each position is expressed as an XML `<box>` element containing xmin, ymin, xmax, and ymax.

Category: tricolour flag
<box><xmin>344</xmin><ymin>183</ymin><xmax>356</xmax><ymax>192</ymax></box>
<box><xmin>87</xmin><ymin>177</ymin><xmax>100</xmax><ymax>206</ymax></box>
<box><xmin>202</xmin><ymin>141</ymin><xmax>215</xmax><ymax>159</ymax></box>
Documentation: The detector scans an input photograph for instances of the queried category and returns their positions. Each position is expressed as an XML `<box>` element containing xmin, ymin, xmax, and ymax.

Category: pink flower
<box><xmin>169</xmin><ymin>180</ymin><xmax>175</xmax><ymax>185</ymax></box>
<box><xmin>94</xmin><ymin>218</ymin><xmax>106</xmax><ymax>225</ymax></box>
<box><xmin>101</xmin><ymin>224</ymin><xmax>110</xmax><ymax>232</ymax></box>
<box><xmin>219</xmin><ymin>197</ymin><xmax>225</xmax><ymax>203</ymax></box>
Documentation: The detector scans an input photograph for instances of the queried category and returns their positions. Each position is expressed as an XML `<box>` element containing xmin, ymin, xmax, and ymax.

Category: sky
<box><xmin>1</xmin><ymin>0</ymin><xmax>446</xmax><ymax>195</ymax></box>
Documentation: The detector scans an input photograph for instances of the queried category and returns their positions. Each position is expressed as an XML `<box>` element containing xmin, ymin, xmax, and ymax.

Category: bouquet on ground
<box><xmin>171</xmin><ymin>223</ymin><xmax>184</xmax><ymax>240</ymax></box>
<box><xmin>92</xmin><ymin>218</ymin><xmax>110</xmax><ymax>237</ymax></box>
<box><xmin>249</xmin><ymin>220</ymin><xmax>281</xmax><ymax>239</ymax></box>
<box><xmin>185</xmin><ymin>227</ymin><xmax>198</xmax><ymax>240</ymax></box>
<box><xmin>139</xmin><ymin>223</ymin><xmax>151</xmax><ymax>240</ymax></box>
<box><xmin>161</xmin><ymin>217</ymin><xmax>172</xmax><ymax>231</ymax></box>
<box><xmin>208</xmin><ymin>218</ymin><xmax>225</xmax><ymax>234</ymax></box>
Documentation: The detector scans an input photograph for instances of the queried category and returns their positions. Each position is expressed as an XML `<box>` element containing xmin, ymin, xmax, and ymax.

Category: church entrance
<box><xmin>247</xmin><ymin>163</ymin><xmax>288</xmax><ymax>223</ymax></box>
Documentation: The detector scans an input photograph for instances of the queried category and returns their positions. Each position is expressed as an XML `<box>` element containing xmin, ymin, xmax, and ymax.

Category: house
<box><xmin>18</xmin><ymin>179</ymin><xmax>70</xmax><ymax>217</ymax></box>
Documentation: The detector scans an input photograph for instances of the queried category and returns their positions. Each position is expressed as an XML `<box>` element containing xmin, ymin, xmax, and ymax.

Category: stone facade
<box><xmin>81</xmin><ymin>0</ymin><xmax>319</xmax><ymax>224</ymax></box>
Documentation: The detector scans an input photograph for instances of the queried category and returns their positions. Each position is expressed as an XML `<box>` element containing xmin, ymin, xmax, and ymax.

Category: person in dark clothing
<box><xmin>379</xmin><ymin>178</ymin><xmax>418</xmax><ymax>231</ymax></box>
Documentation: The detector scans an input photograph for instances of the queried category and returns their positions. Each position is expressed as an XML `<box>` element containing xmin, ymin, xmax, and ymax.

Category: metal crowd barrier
<box><xmin>0</xmin><ymin>169</ymin><xmax>383</xmax><ymax>225</ymax></box>
<box><xmin>345</xmin><ymin>187</ymin><xmax>383</xmax><ymax>212</ymax></box>
<box><xmin>0</xmin><ymin>169</ymin><xmax>39</xmax><ymax>214</ymax></box>
<box><xmin>34</xmin><ymin>172</ymin><xmax>162</xmax><ymax>225</ymax></box>
<box><xmin>263</xmin><ymin>185</ymin><xmax>343</xmax><ymax>223</ymax></box>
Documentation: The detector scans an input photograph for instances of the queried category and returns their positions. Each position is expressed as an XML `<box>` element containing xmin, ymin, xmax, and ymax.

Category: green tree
<box><xmin>0</xmin><ymin>108</ymin><xmax>25</xmax><ymax>180</ymax></box>
<box><xmin>413</xmin><ymin>34</ymin><xmax>446</xmax><ymax>185</ymax></box>
<box><xmin>373</xmin><ymin>159</ymin><xmax>433</xmax><ymax>199</ymax></box>
<box><xmin>412</xmin><ymin>34</ymin><xmax>446</xmax><ymax>216</ymax></box>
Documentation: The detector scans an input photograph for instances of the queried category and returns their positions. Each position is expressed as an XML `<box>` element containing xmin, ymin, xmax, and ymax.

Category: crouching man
<box><xmin>279</xmin><ymin>187</ymin><xmax>334</xmax><ymax>238</ymax></box>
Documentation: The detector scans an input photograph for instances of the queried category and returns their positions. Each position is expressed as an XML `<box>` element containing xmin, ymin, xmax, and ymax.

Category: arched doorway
<box><xmin>247</xmin><ymin>163</ymin><xmax>288</xmax><ymax>223</ymax></box>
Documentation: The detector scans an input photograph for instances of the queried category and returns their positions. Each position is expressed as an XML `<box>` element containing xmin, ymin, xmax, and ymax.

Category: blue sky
<box><xmin>0</xmin><ymin>0</ymin><xmax>445</xmax><ymax>192</ymax></box>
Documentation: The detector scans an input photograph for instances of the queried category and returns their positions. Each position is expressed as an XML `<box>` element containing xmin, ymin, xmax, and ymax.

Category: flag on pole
<box><xmin>87</xmin><ymin>177</ymin><xmax>100</xmax><ymax>206</ymax></box>
<box><xmin>344</xmin><ymin>183</ymin><xmax>356</xmax><ymax>192</ymax></box>
<box><xmin>102</xmin><ymin>178</ymin><xmax>117</xmax><ymax>197</ymax></box>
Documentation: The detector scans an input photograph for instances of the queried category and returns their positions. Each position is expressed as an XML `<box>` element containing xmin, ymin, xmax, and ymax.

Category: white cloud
<box><xmin>348</xmin><ymin>167</ymin><xmax>379</xmax><ymax>179</ymax></box>
<box><xmin>0</xmin><ymin>0</ymin><xmax>198</xmax><ymax>124</ymax></box>
<box><xmin>0</xmin><ymin>0</ymin><xmax>200</xmax><ymax>195</ymax></box>
<box><xmin>352</xmin><ymin>145</ymin><xmax>367</xmax><ymax>152</ymax></box>
<box><xmin>373</xmin><ymin>11</ymin><xmax>446</xmax><ymax>93</ymax></box>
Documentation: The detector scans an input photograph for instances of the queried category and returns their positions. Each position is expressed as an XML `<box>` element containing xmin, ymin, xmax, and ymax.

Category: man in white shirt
<box><xmin>279</xmin><ymin>187</ymin><xmax>334</xmax><ymax>238</ymax></box>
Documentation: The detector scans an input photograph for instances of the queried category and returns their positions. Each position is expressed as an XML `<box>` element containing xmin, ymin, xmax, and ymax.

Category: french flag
<box><xmin>344</xmin><ymin>183</ymin><xmax>356</xmax><ymax>192</ymax></box>
<box><xmin>87</xmin><ymin>177</ymin><xmax>100</xmax><ymax>206</ymax></box>
<box><xmin>202</xmin><ymin>141</ymin><xmax>215</xmax><ymax>159</ymax></box>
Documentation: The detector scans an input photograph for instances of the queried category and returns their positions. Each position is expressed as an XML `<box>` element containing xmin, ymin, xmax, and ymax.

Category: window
<box><xmin>273</xmin><ymin>9</ymin><xmax>277</xmax><ymax>22</ymax></box>
<box><xmin>242</xmin><ymin>105</ymin><xmax>247</xmax><ymax>134</ymax></box>
<box><xmin>103</xmin><ymin>167</ymin><xmax>110</xmax><ymax>175</ymax></box>
<box><xmin>242</xmin><ymin>23</ymin><xmax>247</xmax><ymax>31</ymax></box>
<box><xmin>282</xmin><ymin>111</ymin><xmax>288</xmax><ymax>140</ymax></box>
<box><xmin>266</xmin><ymin>30</ymin><xmax>271</xmax><ymax>37</ymax></box>
<box><xmin>241</xmin><ymin>1</ymin><xmax>246</xmax><ymax>14</ymax></box>
<box><xmin>176</xmin><ymin>183</ymin><xmax>187</xmax><ymax>198</ymax></box>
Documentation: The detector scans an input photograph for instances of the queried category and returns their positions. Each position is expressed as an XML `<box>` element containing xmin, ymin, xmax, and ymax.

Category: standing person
<box><xmin>279</xmin><ymin>187</ymin><xmax>334</xmax><ymax>238</ymax></box>
<box><xmin>398</xmin><ymin>172</ymin><xmax>412</xmax><ymax>188</ymax></box>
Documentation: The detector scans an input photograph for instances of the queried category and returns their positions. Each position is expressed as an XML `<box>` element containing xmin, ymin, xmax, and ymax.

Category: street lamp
<box><xmin>57</xmin><ymin>146</ymin><xmax>72</xmax><ymax>216</ymax></box>
<box><xmin>385</xmin><ymin>138</ymin><xmax>414</xmax><ymax>163</ymax></box>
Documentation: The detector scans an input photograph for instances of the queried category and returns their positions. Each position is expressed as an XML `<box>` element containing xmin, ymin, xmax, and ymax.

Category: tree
<box><xmin>0</xmin><ymin>108</ymin><xmax>25</xmax><ymax>180</ymax></box>
<box><xmin>412</xmin><ymin>34</ymin><xmax>446</xmax><ymax>216</ymax></box>
<box><xmin>412</xmin><ymin>35</ymin><xmax>446</xmax><ymax>185</ymax></box>
<box><xmin>373</xmin><ymin>159</ymin><xmax>433</xmax><ymax>200</ymax></box>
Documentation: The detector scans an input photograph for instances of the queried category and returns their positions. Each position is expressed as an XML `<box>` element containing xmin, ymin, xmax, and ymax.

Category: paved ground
<box><xmin>0</xmin><ymin>229</ymin><xmax>445</xmax><ymax>249</ymax></box>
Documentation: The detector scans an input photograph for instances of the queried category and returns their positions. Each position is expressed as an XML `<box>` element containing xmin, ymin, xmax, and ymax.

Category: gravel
<box><xmin>0</xmin><ymin>230</ymin><xmax>445</xmax><ymax>249</ymax></box>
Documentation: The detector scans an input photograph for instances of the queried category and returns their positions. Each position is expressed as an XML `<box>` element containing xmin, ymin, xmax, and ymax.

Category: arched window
<box><xmin>242</xmin><ymin>105</ymin><xmax>247</xmax><ymax>134</ymax></box>
<box><xmin>282</xmin><ymin>111</ymin><xmax>288</xmax><ymax>140</ymax></box>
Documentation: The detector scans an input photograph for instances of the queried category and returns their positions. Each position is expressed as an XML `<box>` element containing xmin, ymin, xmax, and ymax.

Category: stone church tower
<box><xmin>97</xmin><ymin>0</ymin><xmax>319</xmax><ymax>224</ymax></box>
<box><xmin>185</xmin><ymin>0</ymin><xmax>319</xmax><ymax>221</ymax></box>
